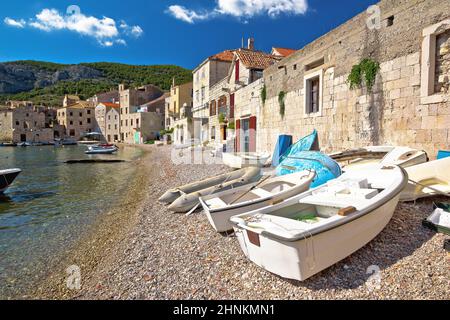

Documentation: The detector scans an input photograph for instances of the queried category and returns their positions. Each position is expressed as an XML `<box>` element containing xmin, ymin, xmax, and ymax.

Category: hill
<box><xmin>0</xmin><ymin>61</ymin><xmax>192</xmax><ymax>106</ymax></box>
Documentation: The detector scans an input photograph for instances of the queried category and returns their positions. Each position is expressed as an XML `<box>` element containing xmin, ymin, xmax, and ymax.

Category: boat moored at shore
<box><xmin>0</xmin><ymin>168</ymin><xmax>22</xmax><ymax>193</ymax></box>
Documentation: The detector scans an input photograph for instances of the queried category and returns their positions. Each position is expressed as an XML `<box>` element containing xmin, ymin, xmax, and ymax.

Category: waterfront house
<box><xmin>0</xmin><ymin>105</ymin><xmax>55</xmax><ymax>143</ymax></box>
<box><xmin>232</xmin><ymin>0</ymin><xmax>450</xmax><ymax>159</ymax></box>
<box><xmin>63</xmin><ymin>95</ymin><xmax>81</xmax><ymax>107</ymax></box>
<box><xmin>165</xmin><ymin>79</ymin><xmax>193</xmax><ymax>143</ymax></box>
<box><xmin>95</xmin><ymin>102</ymin><xmax>120</xmax><ymax>142</ymax></box>
<box><xmin>192</xmin><ymin>49</ymin><xmax>235</xmax><ymax>143</ymax></box>
<box><xmin>119</xmin><ymin>84</ymin><xmax>166</xmax><ymax>144</ymax></box>
<box><xmin>57</xmin><ymin>102</ymin><xmax>97</xmax><ymax>140</ymax></box>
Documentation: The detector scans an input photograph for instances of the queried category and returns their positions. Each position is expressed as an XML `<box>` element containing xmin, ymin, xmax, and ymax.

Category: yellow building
<box><xmin>57</xmin><ymin>101</ymin><xmax>97</xmax><ymax>140</ymax></box>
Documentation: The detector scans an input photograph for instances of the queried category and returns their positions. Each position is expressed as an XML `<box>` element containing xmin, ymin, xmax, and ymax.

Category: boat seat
<box><xmin>251</xmin><ymin>188</ymin><xmax>274</xmax><ymax>198</ymax></box>
<box><xmin>206</xmin><ymin>197</ymin><xmax>228</xmax><ymax>209</ymax></box>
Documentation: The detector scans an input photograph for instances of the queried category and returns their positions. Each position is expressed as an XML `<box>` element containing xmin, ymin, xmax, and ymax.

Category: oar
<box><xmin>408</xmin><ymin>179</ymin><xmax>450</xmax><ymax>198</ymax></box>
<box><xmin>228</xmin><ymin>175</ymin><xmax>272</xmax><ymax>206</ymax></box>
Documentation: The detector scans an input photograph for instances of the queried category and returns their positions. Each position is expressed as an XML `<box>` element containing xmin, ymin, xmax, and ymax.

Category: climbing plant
<box><xmin>227</xmin><ymin>122</ymin><xmax>235</xmax><ymax>130</ymax></box>
<box><xmin>278</xmin><ymin>91</ymin><xmax>286</xmax><ymax>118</ymax></box>
<box><xmin>347</xmin><ymin>58</ymin><xmax>380</xmax><ymax>91</ymax></box>
<box><xmin>261</xmin><ymin>84</ymin><xmax>267</xmax><ymax>105</ymax></box>
<box><xmin>218</xmin><ymin>113</ymin><xmax>226</xmax><ymax>124</ymax></box>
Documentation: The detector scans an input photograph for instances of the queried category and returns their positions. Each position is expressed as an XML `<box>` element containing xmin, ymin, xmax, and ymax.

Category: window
<box><xmin>70</xmin><ymin>121</ymin><xmax>73</xmax><ymax>125</ymax></box>
<box><xmin>108</xmin><ymin>125</ymin><xmax>111</xmax><ymax>130</ymax></box>
<box><xmin>87</xmin><ymin>118</ymin><xmax>91</xmax><ymax>124</ymax></box>
<box><xmin>79</xmin><ymin>121</ymin><xmax>83</xmax><ymax>125</ymax></box>
<box><xmin>125</xmin><ymin>120</ymin><xmax>128</xmax><ymax>126</ymax></box>
<box><xmin>108</xmin><ymin>115</ymin><xmax>111</xmax><ymax>120</ymax></box>
<box><xmin>305</xmin><ymin>58</ymin><xmax>325</xmax><ymax>71</ymax></box>
<box><xmin>293</xmin><ymin>64</ymin><xmax>297</xmax><ymax>71</ymax></box>
<box><xmin>136</xmin><ymin>119</ymin><xmax>139</xmax><ymax>127</ymax></box>
<box><xmin>26</xmin><ymin>113</ymin><xmax>29</xmax><ymax>117</ymax></box>
<box><xmin>15</xmin><ymin>121</ymin><xmax>20</xmax><ymax>126</ymax></box>
<box><xmin>70</xmin><ymin>112</ymin><xmax>73</xmax><ymax>117</ymax></box>
<box><xmin>211</xmin><ymin>126</ymin><xmax>216</xmax><ymax>140</ymax></box>
<box><xmin>201</xmin><ymin>87</ymin><xmax>205</xmax><ymax>100</ymax></box>
<box><xmin>79</xmin><ymin>112</ymin><xmax>82</xmax><ymax>117</ymax></box>
<box><xmin>304</xmin><ymin>69</ymin><xmax>323</xmax><ymax>116</ymax></box>
<box><xmin>87</xmin><ymin>110</ymin><xmax>91</xmax><ymax>115</ymax></box>
<box><xmin>69</xmin><ymin>129</ymin><xmax>75</xmax><ymax>136</ymax></box>
<box><xmin>131</xmin><ymin>119</ymin><xmax>134</xmax><ymax>126</ymax></box>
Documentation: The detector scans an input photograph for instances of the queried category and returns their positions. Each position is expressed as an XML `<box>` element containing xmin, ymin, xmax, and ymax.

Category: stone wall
<box><xmin>257</xmin><ymin>0</ymin><xmax>450</xmax><ymax>158</ymax></box>
<box><xmin>436</xmin><ymin>30</ymin><xmax>450</xmax><ymax>94</ymax></box>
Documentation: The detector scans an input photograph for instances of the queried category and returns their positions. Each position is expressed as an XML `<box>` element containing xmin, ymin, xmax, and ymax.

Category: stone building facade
<box><xmin>105</xmin><ymin>107</ymin><xmax>120</xmax><ymax>143</ymax></box>
<box><xmin>192</xmin><ymin>50</ymin><xmax>235</xmax><ymax>142</ymax></box>
<box><xmin>95</xmin><ymin>102</ymin><xmax>120</xmax><ymax>142</ymax></box>
<box><xmin>57</xmin><ymin>102</ymin><xmax>97</xmax><ymax>140</ymax></box>
<box><xmin>0</xmin><ymin>106</ymin><xmax>55</xmax><ymax>143</ymax></box>
<box><xmin>249</xmin><ymin>0</ymin><xmax>450</xmax><ymax>158</ymax></box>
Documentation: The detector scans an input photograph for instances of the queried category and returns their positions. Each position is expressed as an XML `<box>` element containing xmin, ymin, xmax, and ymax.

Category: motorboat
<box><xmin>339</xmin><ymin>147</ymin><xmax>428</xmax><ymax>171</ymax></box>
<box><xmin>0</xmin><ymin>168</ymin><xmax>22</xmax><ymax>193</ymax></box>
<box><xmin>85</xmin><ymin>144</ymin><xmax>118</xmax><ymax>155</ymax></box>
<box><xmin>199</xmin><ymin>170</ymin><xmax>316</xmax><ymax>232</ymax></box>
<box><xmin>400</xmin><ymin>157</ymin><xmax>450</xmax><ymax>201</ymax></box>
<box><xmin>161</xmin><ymin>167</ymin><xmax>262</xmax><ymax>213</ymax></box>
<box><xmin>230</xmin><ymin>165</ymin><xmax>407</xmax><ymax>281</ymax></box>
<box><xmin>17</xmin><ymin>142</ymin><xmax>32</xmax><ymax>147</ymax></box>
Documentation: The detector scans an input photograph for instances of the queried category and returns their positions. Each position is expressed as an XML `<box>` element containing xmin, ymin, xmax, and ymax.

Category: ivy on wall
<box><xmin>278</xmin><ymin>91</ymin><xmax>286</xmax><ymax>118</ymax></box>
<box><xmin>348</xmin><ymin>58</ymin><xmax>380</xmax><ymax>91</ymax></box>
<box><xmin>261</xmin><ymin>85</ymin><xmax>267</xmax><ymax>105</ymax></box>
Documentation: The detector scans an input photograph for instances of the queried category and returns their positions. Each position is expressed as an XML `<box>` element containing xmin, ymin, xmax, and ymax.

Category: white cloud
<box><xmin>4</xmin><ymin>17</ymin><xmax>26</xmax><ymax>28</ymax></box>
<box><xmin>167</xmin><ymin>5</ymin><xmax>210</xmax><ymax>24</ymax></box>
<box><xmin>4</xmin><ymin>8</ymin><xmax>144</xmax><ymax>47</ymax></box>
<box><xmin>119</xmin><ymin>21</ymin><xmax>143</xmax><ymax>38</ymax></box>
<box><xmin>168</xmin><ymin>0</ymin><xmax>308</xmax><ymax>23</ymax></box>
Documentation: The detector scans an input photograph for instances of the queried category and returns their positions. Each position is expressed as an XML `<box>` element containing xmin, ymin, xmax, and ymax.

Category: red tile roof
<box><xmin>272</xmin><ymin>47</ymin><xmax>297</xmax><ymax>57</ymax></box>
<box><xmin>235</xmin><ymin>49</ymin><xmax>280</xmax><ymax>70</ymax></box>
<box><xmin>210</xmin><ymin>50</ymin><xmax>235</xmax><ymax>62</ymax></box>
<box><xmin>101</xmin><ymin>102</ymin><xmax>120</xmax><ymax>108</ymax></box>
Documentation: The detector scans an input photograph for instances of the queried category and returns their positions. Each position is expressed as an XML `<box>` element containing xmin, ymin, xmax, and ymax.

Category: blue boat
<box><xmin>278</xmin><ymin>130</ymin><xmax>319</xmax><ymax>163</ymax></box>
<box><xmin>276</xmin><ymin>151</ymin><xmax>342</xmax><ymax>188</ymax></box>
<box><xmin>437</xmin><ymin>150</ymin><xmax>450</xmax><ymax>160</ymax></box>
<box><xmin>272</xmin><ymin>135</ymin><xmax>293</xmax><ymax>167</ymax></box>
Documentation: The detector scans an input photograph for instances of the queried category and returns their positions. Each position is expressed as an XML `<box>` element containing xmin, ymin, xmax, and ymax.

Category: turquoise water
<box><xmin>0</xmin><ymin>145</ymin><xmax>142</xmax><ymax>298</ymax></box>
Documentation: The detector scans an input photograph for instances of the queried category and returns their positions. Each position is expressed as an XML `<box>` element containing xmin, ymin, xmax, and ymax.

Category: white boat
<box><xmin>222</xmin><ymin>152</ymin><xmax>271</xmax><ymax>169</ymax></box>
<box><xmin>85</xmin><ymin>145</ymin><xmax>118</xmax><ymax>155</ymax></box>
<box><xmin>400</xmin><ymin>157</ymin><xmax>450</xmax><ymax>202</ymax></box>
<box><xmin>230</xmin><ymin>165</ymin><xmax>407</xmax><ymax>281</ymax></box>
<box><xmin>341</xmin><ymin>147</ymin><xmax>428</xmax><ymax>171</ymax></box>
<box><xmin>0</xmin><ymin>168</ymin><xmax>22</xmax><ymax>193</ymax></box>
<box><xmin>199</xmin><ymin>170</ymin><xmax>316</xmax><ymax>233</ymax></box>
<box><xmin>161</xmin><ymin>167</ymin><xmax>262</xmax><ymax>213</ymax></box>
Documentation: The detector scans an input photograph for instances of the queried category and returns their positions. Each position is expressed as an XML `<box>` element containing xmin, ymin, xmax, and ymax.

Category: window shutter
<box><xmin>230</xmin><ymin>94</ymin><xmax>235</xmax><ymax>119</ymax></box>
<box><xmin>235</xmin><ymin>60</ymin><xmax>240</xmax><ymax>82</ymax></box>
<box><xmin>249</xmin><ymin>116</ymin><xmax>257</xmax><ymax>152</ymax></box>
<box><xmin>235</xmin><ymin>119</ymin><xmax>241</xmax><ymax>152</ymax></box>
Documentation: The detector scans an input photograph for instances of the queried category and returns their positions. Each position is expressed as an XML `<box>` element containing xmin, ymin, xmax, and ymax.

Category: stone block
<box><xmin>406</xmin><ymin>52</ymin><xmax>420</xmax><ymax>66</ymax></box>
<box><xmin>421</xmin><ymin>115</ymin><xmax>436</xmax><ymax>129</ymax></box>
<box><xmin>432</xmin><ymin>129</ymin><xmax>448</xmax><ymax>143</ymax></box>
<box><xmin>437</xmin><ymin>115</ymin><xmax>450</xmax><ymax>129</ymax></box>
<box><xmin>387</xmin><ymin>70</ymin><xmax>401</xmax><ymax>81</ymax></box>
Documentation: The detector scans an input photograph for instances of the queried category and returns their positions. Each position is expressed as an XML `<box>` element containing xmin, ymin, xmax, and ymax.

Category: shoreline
<box><xmin>33</xmin><ymin>146</ymin><xmax>449</xmax><ymax>299</ymax></box>
<box><xmin>32</xmin><ymin>144</ymin><xmax>154</xmax><ymax>299</ymax></box>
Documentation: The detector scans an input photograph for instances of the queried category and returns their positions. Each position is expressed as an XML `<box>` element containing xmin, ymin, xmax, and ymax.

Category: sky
<box><xmin>0</xmin><ymin>0</ymin><xmax>378</xmax><ymax>69</ymax></box>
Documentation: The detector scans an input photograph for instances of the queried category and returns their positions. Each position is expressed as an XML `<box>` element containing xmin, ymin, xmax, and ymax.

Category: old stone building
<box><xmin>243</xmin><ymin>0</ymin><xmax>450</xmax><ymax>158</ymax></box>
<box><xmin>95</xmin><ymin>102</ymin><xmax>120</xmax><ymax>142</ymax></box>
<box><xmin>0</xmin><ymin>105</ymin><xmax>55</xmax><ymax>143</ymax></box>
<box><xmin>57</xmin><ymin>101</ymin><xmax>97</xmax><ymax>140</ymax></box>
<box><xmin>192</xmin><ymin>49</ymin><xmax>235</xmax><ymax>142</ymax></box>
<box><xmin>119</xmin><ymin>84</ymin><xmax>166</xmax><ymax>144</ymax></box>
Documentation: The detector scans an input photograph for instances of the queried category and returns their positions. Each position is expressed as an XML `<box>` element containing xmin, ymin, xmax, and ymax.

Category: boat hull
<box><xmin>222</xmin><ymin>153</ymin><xmax>270</xmax><ymax>169</ymax></box>
<box><xmin>233</xmin><ymin>195</ymin><xmax>399</xmax><ymax>281</ymax></box>
<box><xmin>0</xmin><ymin>169</ymin><xmax>22</xmax><ymax>193</ymax></box>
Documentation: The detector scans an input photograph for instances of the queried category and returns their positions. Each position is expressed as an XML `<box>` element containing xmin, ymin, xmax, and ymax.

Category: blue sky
<box><xmin>0</xmin><ymin>0</ymin><xmax>377</xmax><ymax>69</ymax></box>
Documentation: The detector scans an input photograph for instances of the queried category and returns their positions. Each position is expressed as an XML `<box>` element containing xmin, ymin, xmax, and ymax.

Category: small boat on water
<box><xmin>85</xmin><ymin>144</ymin><xmax>118</xmax><ymax>155</ymax></box>
<box><xmin>0</xmin><ymin>142</ymin><xmax>17</xmax><ymax>147</ymax></box>
<box><xmin>230</xmin><ymin>165</ymin><xmax>407</xmax><ymax>281</ymax></box>
<box><xmin>222</xmin><ymin>152</ymin><xmax>271</xmax><ymax>169</ymax></box>
<box><xmin>340</xmin><ymin>146</ymin><xmax>428</xmax><ymax>171</ymax></box>
<box><xmin>17</xmin><ymin>142</ymin><xmax>32</xmax><ymax>147</ymax></box>
<box><xmin>0</xmin><ymin>168</ymin><xmax>22</xmax><ymax>193</ymax></box>
<box><xmin>400</xmin><ymin>157</ymin><xmax>450</xmax><ymax>202</ymax></box>
<box><xmin>161</xmin><ymin>167</ymin><xmax>262</xmax><ymax>213</ymax></box>
<box><xmin>199</xmin><ymin>170</ymin><xmax>316</xmax><ymax>233</ymax></box>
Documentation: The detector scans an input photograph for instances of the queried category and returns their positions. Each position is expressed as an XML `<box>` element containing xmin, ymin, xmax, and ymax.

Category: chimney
<box><xmin>248</xmin><ymin>38</ymin><xmax>255</xmax><ymax>51</ymax></box>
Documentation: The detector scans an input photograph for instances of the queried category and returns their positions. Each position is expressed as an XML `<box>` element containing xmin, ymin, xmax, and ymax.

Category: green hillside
<box><xmin>0</xmin><ymin>61</ymin><xmax>193</xmax><ymax>107</ymax></box>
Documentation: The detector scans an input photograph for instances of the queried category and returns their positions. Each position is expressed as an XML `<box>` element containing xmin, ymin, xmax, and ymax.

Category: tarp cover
<box><xmin>272</xmin><ymin>135</ymin><xmax>293</xmax><ymax>167</ymax></box>
<box><xmin>276</xmin><ymin>151</ymin><xmax>342</xmax><ymax>188</ymax></box>
<box><xmin>279</xmin><ymin>130</ymin><xmax>319</xmax><ymax>164</ymax></box>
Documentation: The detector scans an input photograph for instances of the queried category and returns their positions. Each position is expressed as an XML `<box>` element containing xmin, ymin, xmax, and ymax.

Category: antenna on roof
<box><xmin>241</xmin><ymin>37</ymin><xmax>244</xmax><ymax>48</ymax></box>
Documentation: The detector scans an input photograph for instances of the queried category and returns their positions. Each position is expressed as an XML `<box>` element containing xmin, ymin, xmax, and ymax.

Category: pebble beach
<box><xmin>34</xmin><ymin>145</ymin><xmax>449</xmax><ymax>300</ymax></box>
